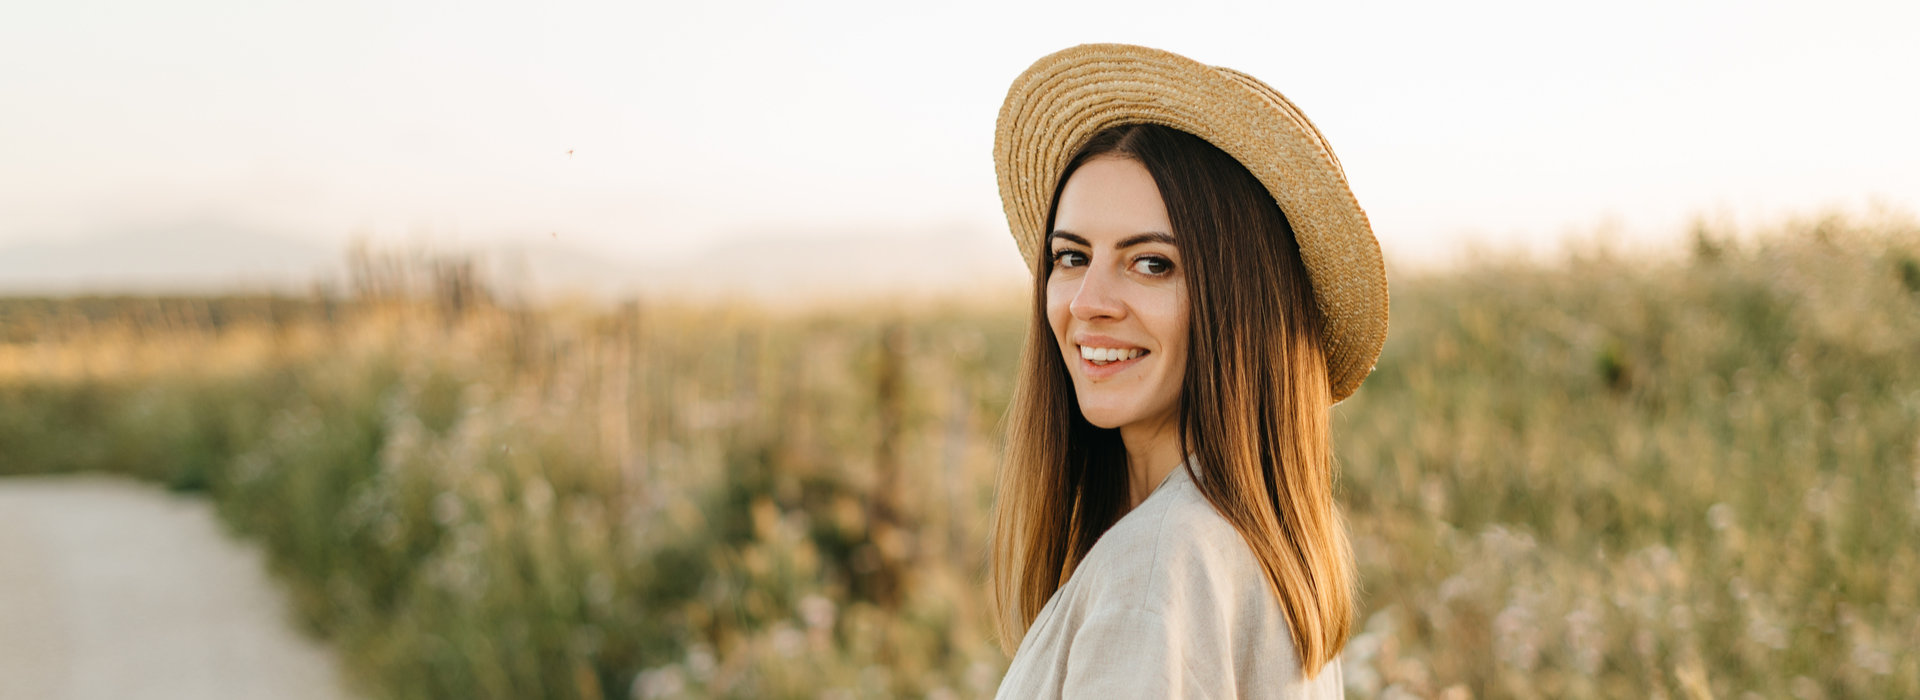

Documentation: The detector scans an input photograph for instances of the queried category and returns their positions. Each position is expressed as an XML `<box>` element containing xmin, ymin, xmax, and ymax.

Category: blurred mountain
<box><xmin>0</xmin><ymin>224</ymin><xmax>1030</xmax><ymax>304</ymax></box>
<box><xmin>612</xmin><ymin>227</ymin><xmax>1029</xmax><ymax>304</ymax></box>
<box><xmin>0</xmin><ymin>223</ymin><xmax>342</xmax><ymax>295</ymax></box>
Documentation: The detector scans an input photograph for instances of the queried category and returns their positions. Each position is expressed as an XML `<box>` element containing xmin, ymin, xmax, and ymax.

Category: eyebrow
<box><xmin>1047</xmin><ymin>230</ymin><xmax>1177</xmax><ymax>250</ymax></box>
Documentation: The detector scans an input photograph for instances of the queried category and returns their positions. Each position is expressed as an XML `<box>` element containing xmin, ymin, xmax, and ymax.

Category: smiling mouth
<box><xmin>1079</xmin><ymin>345</ymin><xmax>1149</xmax><ymax>366</ymax></box>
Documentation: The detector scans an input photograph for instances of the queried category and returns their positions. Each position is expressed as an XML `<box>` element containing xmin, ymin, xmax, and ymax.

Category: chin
<box><xmin>1076</xmin><ymin>404</ymin><xmax>1137</xmax><ymax>430</ymax></box>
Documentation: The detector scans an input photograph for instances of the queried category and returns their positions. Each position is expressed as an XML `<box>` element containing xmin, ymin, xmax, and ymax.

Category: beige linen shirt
<box><xmin>994</xmin><ymin>455</ymin><xmax>1344</xmax><ymax>699</ymax></box>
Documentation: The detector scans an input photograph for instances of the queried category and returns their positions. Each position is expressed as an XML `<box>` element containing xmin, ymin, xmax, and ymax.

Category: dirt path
<box><xmin>0</xmin><ymin>474</ymin><xmax>358</xmax><ymax>700</ymax></box>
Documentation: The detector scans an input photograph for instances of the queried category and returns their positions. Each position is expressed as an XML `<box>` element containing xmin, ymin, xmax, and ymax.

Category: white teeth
<box><xmin>1079</xmin><ymin>346</ymin><xmax>1145</xmax><ymax>363</ymax></box>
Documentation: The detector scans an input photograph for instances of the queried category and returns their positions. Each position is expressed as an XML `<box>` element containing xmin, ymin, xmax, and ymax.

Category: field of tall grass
<box><xmin>2</xmin><ymin>211</ymin><xmax>1916</xmax><ymax>698</ymax></box>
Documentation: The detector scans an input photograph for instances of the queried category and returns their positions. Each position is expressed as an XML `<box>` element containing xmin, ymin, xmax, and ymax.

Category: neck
<box><xmin>1119</xmin><ymin>411</ymin><xmax>1186</xmax><ymax>511</ymax></box>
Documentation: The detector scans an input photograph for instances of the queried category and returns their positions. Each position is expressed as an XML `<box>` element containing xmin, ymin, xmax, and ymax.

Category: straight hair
<box><xmin>988</xmin><ymin>123</ymin><xmax>1354</xmax><ymax>676</ymax></box>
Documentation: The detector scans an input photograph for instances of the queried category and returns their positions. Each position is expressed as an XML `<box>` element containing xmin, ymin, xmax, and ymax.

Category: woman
<box><xmin>988</xmin><ymin>44</ymin><xmax>1389</xmax><ymax>698</ymax></box>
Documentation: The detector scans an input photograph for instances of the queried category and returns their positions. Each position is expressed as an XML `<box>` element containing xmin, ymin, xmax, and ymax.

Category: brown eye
<box><xmin>1052</xmin><ymin>250</ymin><xmax>1088</xmax><ymax>269</ymax></box>
<box><xmin>1133</xmin><ymin>255</ymin><xmax>1173</xmax><ymax>276</ymax></box>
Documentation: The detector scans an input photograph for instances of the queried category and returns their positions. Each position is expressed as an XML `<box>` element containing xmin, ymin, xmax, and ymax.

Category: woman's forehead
<box><xmin>1052</xmin><ymin>158</ymin><xmax>1173</xmax><ymax>243</ymax></box>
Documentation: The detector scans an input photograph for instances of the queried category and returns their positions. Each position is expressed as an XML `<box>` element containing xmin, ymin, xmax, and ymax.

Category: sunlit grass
<box><xmin>1</xmin><ymin>210</ymin><xmax>1915</xmax><ymax>698</ymax></box>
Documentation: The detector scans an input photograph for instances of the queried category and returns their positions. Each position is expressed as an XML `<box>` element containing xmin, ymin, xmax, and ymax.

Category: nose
<box><xmin>1068</xmin><ymin>259</ymin><xmax>1125</xmax><ymax>321</ymax></box>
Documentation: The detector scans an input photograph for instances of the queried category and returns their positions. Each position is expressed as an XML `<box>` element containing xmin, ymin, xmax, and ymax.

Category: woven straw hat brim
<box><xmin>993</xmin><ymin>43</ymin><xmax>1389</xmax><ymax>403</ymax></box>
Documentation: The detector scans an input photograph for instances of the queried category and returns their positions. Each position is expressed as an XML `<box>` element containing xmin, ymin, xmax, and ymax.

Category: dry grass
<box><xmin>2</xmin><ymin>210</ymin><xmax>1916</xmax><ymax>698</ymax></box>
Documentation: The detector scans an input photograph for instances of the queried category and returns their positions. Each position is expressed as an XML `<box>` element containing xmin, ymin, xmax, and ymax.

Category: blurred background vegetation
<box><xmin>2</xmin><ymin>211</ymin><xmax>1917</xmax><ymax>699</ymax></box>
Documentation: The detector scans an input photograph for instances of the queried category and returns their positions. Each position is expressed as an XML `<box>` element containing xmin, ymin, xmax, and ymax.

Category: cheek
<box><xmin>1045</xmin><ymin>282</ymin><xmax>1072</xmax><ymax>339</ymax></box>
<box><xmin>1154</xmin><ymin>297</ymin><xmax>1189</xmax><ymax>370</ymax></box>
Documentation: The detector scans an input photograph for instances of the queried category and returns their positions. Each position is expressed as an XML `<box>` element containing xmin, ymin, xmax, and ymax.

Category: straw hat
<box><xmin>993</xmin><ymin>42</ymin><xmax>1389</xmax><ymax>403</ymax></box>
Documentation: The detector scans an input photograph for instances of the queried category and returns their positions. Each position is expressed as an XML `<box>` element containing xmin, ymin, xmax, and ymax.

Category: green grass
<box><xmin>1</xmin><ymin>211</ymin><xmax>1914</xmax><ymax>698</ymax></box>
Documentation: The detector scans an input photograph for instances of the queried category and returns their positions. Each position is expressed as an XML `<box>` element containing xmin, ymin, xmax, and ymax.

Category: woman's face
<box><xmin>1046</xmin><ymin>155</ymin><xmax>1188</xmax><ymax>433</ymax></box>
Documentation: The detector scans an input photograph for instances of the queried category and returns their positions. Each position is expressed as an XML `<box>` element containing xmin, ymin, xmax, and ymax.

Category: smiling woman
<box><xmin>1046</xmin><ymin>153</ymin><xmax>1190</xmax><ymax>502</ymax></box>
<box><xmin>988</xmin><ymin>44</ymin><xmax>1389</xmax><ymax>699</ymax></box>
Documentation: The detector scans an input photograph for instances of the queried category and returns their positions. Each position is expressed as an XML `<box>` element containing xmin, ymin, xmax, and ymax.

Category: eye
<box><xmin>1051</xmin><ymin>249</ymin><xmax>1088</xmax><ymax>269</ymax></box>
<box><xmin>1132</xmin><ymin>255</ymin><xmax>1174</xmax><ymax>276</ymax></box>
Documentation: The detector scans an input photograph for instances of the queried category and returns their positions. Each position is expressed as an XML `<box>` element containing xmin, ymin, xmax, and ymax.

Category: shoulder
<box><xmin>1045</xmin><ymin>467</ymin><xmax>1336</xmax><ymax>697</ymax></box>
<box><xmin>1075</xmin><ymin>468</ymin><xmax>1266</xmax><ymax>616</ymax></box>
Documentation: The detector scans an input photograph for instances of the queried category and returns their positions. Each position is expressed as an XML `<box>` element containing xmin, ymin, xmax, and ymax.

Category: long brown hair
<box><xmin>989</xmin><ymin>123</ymin><xmax>1354</xmax><ymax>676</ymax></box>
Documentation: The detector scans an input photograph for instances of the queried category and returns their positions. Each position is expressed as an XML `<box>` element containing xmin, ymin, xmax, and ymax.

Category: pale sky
<box><xmin>3</xmin><ymin>0</ymin><xmax>1916</xmax><ymax>279</ymax></box>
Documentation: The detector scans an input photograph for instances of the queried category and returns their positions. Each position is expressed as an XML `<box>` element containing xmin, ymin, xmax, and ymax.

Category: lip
<box><xmin>1072</xmin><ymin>333</ymin><xmax>1145</xmax><ymax>350</ymax></box>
